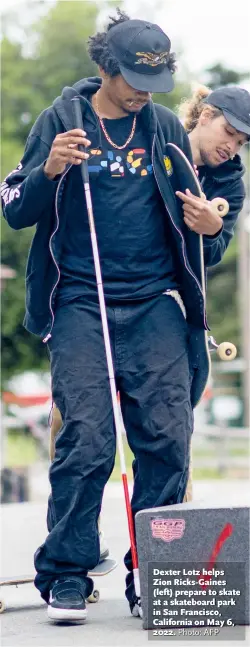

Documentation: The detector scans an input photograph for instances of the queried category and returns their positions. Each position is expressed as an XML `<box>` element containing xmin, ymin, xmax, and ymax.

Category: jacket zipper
<box><xmin>43</xmin><ymin>165</ymin><xmax>72</xmax><ymax>343</ymax></box>
<box><xmin>43</xmin><ymin>138</ymin><xmax>208</xmax><ymax>342</ymax></box>
<box><xmin>151</xmin><ymin>135</ymin><xmax>207</xmax><ymax>329</ymax></box>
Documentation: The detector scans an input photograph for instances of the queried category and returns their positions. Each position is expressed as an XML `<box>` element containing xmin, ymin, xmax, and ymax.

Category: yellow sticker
<box><xmin>164</xmin><ymin>156</ymin><xmax>173</xmax><ymax>176</ymax></box>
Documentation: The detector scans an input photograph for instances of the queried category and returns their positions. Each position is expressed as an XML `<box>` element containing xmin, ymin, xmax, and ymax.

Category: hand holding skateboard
<box><xmin>165</xmin><ymin>143</ymin><xmax>229</xmax><ymax>235</ymax></box>
<box><xmin>176</xmin><ymin>188</ymin><xmax>227</xmax><ymax>235</ymax></box>
<box><xmin>165</xmin><ymin>143</ymin><xmax>236</xmax><ymax>364</ymax></box>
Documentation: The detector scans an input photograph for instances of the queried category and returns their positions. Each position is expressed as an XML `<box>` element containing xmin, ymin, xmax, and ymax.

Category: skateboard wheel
<box><xmin>87</xmin><ymin>589</ymin><xmax>100</xmax><ymax>603</ymax></box>
<box><xmin>217</xmin><ymin>342</ymin><xmax>237</xmax><ymax>361</ymax></box>
<box><xmin>211</xmin><ymin>197</ymin><xmax>229</xmax><ymax>217</ymax></box>
<box><xmin>0</xmin><ymin>600</ymin><xmax>6</xmax><ymax>613</ymax></box>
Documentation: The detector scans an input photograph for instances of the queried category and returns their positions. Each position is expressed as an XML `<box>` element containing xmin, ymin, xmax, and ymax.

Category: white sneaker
<box><xmin>99</xmin><ymin>529</ymin><xmax>109</xmax><ymax>560</ymax></box>
<box><xmin>130</xmin><ymin>597</ymin><xmax>143</xmax><ymax>618</ymax></box>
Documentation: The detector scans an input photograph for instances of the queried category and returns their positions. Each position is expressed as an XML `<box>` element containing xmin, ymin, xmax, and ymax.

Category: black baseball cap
<box><xmin>106</xmin><ymin>19</ymin><xmax>174</xmax><ymax>93</ymax></box>
<box><xmin>203</xmin><ymin>86</ymin><xmax>250</xmax><ymax>137</ymax></box>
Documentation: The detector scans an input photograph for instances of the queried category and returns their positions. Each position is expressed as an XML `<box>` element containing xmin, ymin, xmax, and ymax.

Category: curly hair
<box><xmin>88</xmin><ymin>8</ymin><xmax>177</xmax><ymax>77</ymax></box>
<box><xmin>178</xmin><ymin>85</ymin><xmax>222</xmax><ymax>132</ymax></box>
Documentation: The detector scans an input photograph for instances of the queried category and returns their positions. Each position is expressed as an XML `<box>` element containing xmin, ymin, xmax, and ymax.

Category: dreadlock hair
<box><xmin>178</xmin><ymin>85</ymin><xmax>223</xmax><ymax>133</ymax></box>
<box><xmin>88</xmin><ymin>8</ymin><xmax>177</xmax><ymax>78</ymax></box>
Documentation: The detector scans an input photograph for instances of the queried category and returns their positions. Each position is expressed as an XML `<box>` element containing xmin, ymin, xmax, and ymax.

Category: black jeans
<box><xmin>34</xmin><ymin>293</ymin><xmax>193</xmax><ymax>603</ymax></box>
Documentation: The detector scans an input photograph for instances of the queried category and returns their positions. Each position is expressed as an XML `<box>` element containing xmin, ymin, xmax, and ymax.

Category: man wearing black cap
<box><xmin>175</xmin><ymin>84</ymin><xmax>250</xmax><ymax>502</ymax></box>
<box><xmin>1</xmin><ymin>10</ymin><xmax>246</xmax><ymax>623</ymax></box>
<box><xmin>177</xmin><ymin>85</ymin><xmax>249</xmax><ymax>243</ymax></box>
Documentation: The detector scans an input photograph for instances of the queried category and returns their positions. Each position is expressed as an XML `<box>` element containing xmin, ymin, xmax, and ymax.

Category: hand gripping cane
<box><xmin>71</xmin><ymin>97</ymin><xmax>141</xmax><ymax>614</ymax></box>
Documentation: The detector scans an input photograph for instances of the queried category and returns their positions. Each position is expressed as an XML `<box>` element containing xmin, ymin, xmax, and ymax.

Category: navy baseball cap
<box><xmin>203</xmin><ymin>86</ymin><xmax>250</xmax><ymax>136</ymax></box>
<box><xmin>106</xmin><ymin>19</ymin><xmax>174</xmax><ymax>93</ymax></box>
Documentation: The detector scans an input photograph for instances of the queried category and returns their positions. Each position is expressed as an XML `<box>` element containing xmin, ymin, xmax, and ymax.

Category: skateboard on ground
<box><xmin>165</xmin><ymin>142</ymin><xmax>236</xmax><ymax>362</ymax></box>
<box><xmin>0</xmin><ymin>557</ymin><xmax>117</xmax><ymax>612</ymax></box>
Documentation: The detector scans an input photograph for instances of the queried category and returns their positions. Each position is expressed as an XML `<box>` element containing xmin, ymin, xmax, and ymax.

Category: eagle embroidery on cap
<box><xmin>135</xmin><ymin>51</ymin><xmax>169</xmax><ymax>67</ymax></box>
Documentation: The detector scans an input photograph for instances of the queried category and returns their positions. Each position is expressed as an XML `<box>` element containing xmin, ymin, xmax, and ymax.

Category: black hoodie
<box><xmin>1</xmin><ymin>77</ymin><xmax>245</xmax><ymax>406</ymax></box>
<box><xmin>198</xmin><ymin>156</ymin><xmax>245</xmax><ymax>266</ymax></box>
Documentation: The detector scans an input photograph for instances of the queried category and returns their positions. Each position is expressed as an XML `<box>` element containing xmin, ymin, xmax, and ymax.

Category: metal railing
<box><xmin>192</xmin><ymin>424</ymin><xmax>250</xmax><ymax>474</ymax></box>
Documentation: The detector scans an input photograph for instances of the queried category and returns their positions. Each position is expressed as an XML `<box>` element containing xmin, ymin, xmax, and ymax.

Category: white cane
<box><xmin>71</xmin><ymin>97</ymin><xmax>141</xmax><ymax>613</ymax></box>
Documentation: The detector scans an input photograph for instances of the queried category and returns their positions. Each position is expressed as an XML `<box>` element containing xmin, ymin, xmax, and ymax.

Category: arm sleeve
<box><xmin>1</xmin><ymin>127</ymin><xmax>61</xmax><ymax>230</ymax></box>
<box><xmin>203</xmin><ymin>183</ymin><xmax>245</xmax><ymax>267</ymax></box>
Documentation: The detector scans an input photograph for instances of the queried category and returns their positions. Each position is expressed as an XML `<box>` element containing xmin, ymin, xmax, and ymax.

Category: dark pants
<box><xmin>34</xmin><ymin>293</ymin><xmax>193</xmax><ymax>603</ymax></box>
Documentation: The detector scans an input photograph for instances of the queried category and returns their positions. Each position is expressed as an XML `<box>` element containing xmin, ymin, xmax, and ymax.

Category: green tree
<box><xmin>2</xmin><ymin>1</ymin><xmax>245</xmax><ymax>383</ymax></box>
<box><xmin>29</xmin><ymin>0</ymin><xmax>98</xmax><ymax>105</ymax></box>
<box><xmin>1</xmin><ymin>0</ymin><xmax>100</xmax><ymax>384</ymax></box>
<box><xmin>1</xmin><ymin>1</ymin><xmax>192</xmax><ymax>384</ymax></box>
<box><xmin>205</xmin><ymin>63</ymin><xmax>249</xmax><ymax>90</ymax></box>
<box><xmin>154</xmin><ymin>81</ymin><xmax>191</xmax><ymax>114</ymax></box>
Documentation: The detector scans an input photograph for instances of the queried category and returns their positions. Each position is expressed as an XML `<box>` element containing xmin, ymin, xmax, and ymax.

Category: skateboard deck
<box><xmin>0</xmin><ymin>559</ymin><xmax>117</xmax><ymax>586</ymax></box>
<box><xmin>0</xmin><ymin>558</ymin><xmax>117</xmax><ymax>612</ymax></box>
<box><xmin>165</xmin><ymin>143</ymin><xmax>235</xmax><ymax>366</ymax></box>
<box><xmin>165</xmin><ymin>143</ymin><xmax>212</xmax><ymax>404</ymax></box>
<box><xmin>164</xmin><ymin>144</ymin><xmax>234</xmax><ymax>503</ymax></box>
<box><xmin>165</xmin><ymin>143</ymin><xmax>228</xmax><ymax>314</ymax></box>
<box><xmin>165</xmin><ymin>142</ymin><xmax>229</xmax><ymax>220</ymax></box>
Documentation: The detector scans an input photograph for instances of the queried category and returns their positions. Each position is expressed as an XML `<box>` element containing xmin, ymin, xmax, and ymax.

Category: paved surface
<box><xmin>1</xmin><ymin>480</ymin><xmax>249</xmax><ymax>646</ymax></box>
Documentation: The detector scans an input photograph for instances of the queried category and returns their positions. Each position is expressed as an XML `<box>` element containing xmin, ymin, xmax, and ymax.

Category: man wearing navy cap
<box><xmin>203</xmin><ymin>86</ymin><xmax>250</xmax><ymax>138</ymax></box>
<box><xmin>175</xmin><ymin>84</ymin><xmax>249</xmax><ymax>501</ymax></box>
<box><xmin>177</xmin><ymin>85</ymin><xmax>249</xmax><ymax>238</ymax></box>
<box><xmin>1</xmin><ymin>9</ymin><xmax>248</xmax><ymax>623</ymax></box>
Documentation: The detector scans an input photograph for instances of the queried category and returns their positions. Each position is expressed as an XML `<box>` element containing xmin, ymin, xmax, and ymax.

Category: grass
<box><xmin>192</xmin><ymin>445</ymin><xmax>249</xmax><ymax>458</ymax></box>
<box><xmin>109</xmin><ymin>439</ymin><xmax>250</xmax><ymax>481</ymax></box>
<box><xmin>110</xmin><ymin>454</ymin><xmax>229</xmax><ymax>482</ymax></box>
<box><xmin>111</xmin><ymin>441</ymin><xmax>134</xmax><ymax>481</ymax></box>
<box><xmin>5</xmin><ymin>430</ymin><xmax>38</xmax><ymax>467</ymax></box>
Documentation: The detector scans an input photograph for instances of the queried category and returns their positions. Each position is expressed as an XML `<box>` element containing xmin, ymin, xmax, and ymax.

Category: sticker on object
<box><xmin>164</xmin><ymin>156</ymin><xmax>173</xmax><ymax>176</ymax></box>
<box><xmin>151</xmin><ymin>518</ymin><xmax>185</xmax><ymax>543</ymax></box>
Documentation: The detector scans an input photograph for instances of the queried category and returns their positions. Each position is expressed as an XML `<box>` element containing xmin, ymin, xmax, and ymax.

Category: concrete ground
<box><xmin>1</xmin><ymin>480</ymin><xmax>249</xmax><ymax>647</ymax></box>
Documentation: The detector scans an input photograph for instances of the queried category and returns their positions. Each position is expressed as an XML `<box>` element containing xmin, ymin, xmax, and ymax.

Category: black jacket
<box><xmin>1</xmin><ymin>77</ymin><xmax>245</xmax><ymax>406</ymax></box>
<box><xmin>199</xmin><ymin>157</ymin><xmax>245</xmax><ymax>266</ymax></box>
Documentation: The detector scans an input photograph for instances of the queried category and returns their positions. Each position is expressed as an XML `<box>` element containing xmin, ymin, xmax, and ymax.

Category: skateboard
<box><xmin>165</xmin><ymin>144</ymin><xmax>237</xmax><ymax>504</ymax></box>
<box><xmin>165</xmin><ymin>143</ymin><xmax>236</xmax><ymax>362</ymax></box>
<box><xmin>0</xmin><ymin>558</ymin><xmax>117</xmax><ymax>612</ymax></box>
